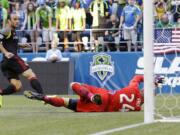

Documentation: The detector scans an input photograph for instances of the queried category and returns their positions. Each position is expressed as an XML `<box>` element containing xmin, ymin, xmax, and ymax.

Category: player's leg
<box><xmin>42</xmin><ymin>28</ymin><xmax>50</xmax><ymax>51</ymax></box>
<box><xmin>44</xmin><ymin>96</ymin><xmax>78</xmax><ymax>111</ymax></box>
<box><xmin>24</xmin><ymin>90</ymin><xmax>63</xmax><ymax>106</ymax></box>
<box><xmin>131</xmin><ymin>29</ymin><xmax>137</xmax><ymax>51</ymax></box>
<box><xmin>0</xmin><ymin>79</ymin><xmax>22</xmax><ymax>95</ymax></box>
<box><xmin>2</xmin><ymin>55</ymin><xmax>43</xmax><ymax>94</ymax></box>
<box><xmin>22</xmin><ymin>68</ymin><xmax>44</xmax><ymax>94</ymax></box>
<box><xmin>22</xmin><ymin>69</ymin><xmax>43</xmax><ymax>94</ymax></box>
<box><xmin>0</xmin><ymin>59</ymin><xmax>22</xmax><ymax>95</ymax></box>
<box><xmin>77</xmin><ymin>32</ymin><xmax>83</xmax><ymax>52</ymax></box>
<box><xmin>70</xmin><ymin>82</ymin><xmax>102</xmax><ymax>105</ymax></box>
<box><xmin>63</xmin><ymin>32</ymin><xmax>69</xmax><ymax>51</ymax></box>
<box><xmin>24</xmin><ymin>90</ymin><xmax>77</xmax><ymax>111</ymax></box>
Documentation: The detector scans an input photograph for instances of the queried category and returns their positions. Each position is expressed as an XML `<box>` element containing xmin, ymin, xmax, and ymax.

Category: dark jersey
<box><xmin>0</xmin><ymin>29</ymin><xmax>29</xmax><ymax>80</ymax></box>
<box><xmin>0</xmin><ymin>28</ymin><xmax>19</xmax><ymax>59</ymax></box>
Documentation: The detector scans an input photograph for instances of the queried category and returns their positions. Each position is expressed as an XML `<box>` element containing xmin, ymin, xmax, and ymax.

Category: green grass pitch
<box><xmin>0</xmin><ymin>95</ymin><xmax>180</xmax><ymax>135</ymax></box>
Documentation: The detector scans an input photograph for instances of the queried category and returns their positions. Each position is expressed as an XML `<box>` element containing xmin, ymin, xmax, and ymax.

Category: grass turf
<box><xmin>0</xmin><ymin>95</ymin><xmax>180</xmax><ymax>135</ymax></box>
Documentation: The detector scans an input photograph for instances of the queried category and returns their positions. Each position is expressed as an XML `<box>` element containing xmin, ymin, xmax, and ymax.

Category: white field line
<box><xmin>156</xmin><ymin>119</ymin><xmax>180</xmax><ymax>123</ymax></box>
<box><xmin>90</xmin><ymin>122</ymin><xmax>157</xmax><ymax>135</ymax></box>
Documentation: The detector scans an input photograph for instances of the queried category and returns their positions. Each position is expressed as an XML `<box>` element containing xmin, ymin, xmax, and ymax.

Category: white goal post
<box><xmin>144</xmin><ymin>0</ymin><xmax>180</xmax><ymax>123</ymax></box>
<box><xmin>143</xmin><ymin>0</ymin><xmax>155</xmax><ymax>123</ymax></box>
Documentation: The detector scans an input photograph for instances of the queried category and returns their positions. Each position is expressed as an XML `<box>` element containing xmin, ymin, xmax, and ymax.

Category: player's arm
<box><xmin>134</xmin><ymin>8</ymin><xmax>141</xmax><ymax>28</ymax></box>
<box><xmin>82</xmin><ymin>9</ymin><xmax>86</xmax><ymax>30</ymax></box>
<box><xmin>3</xmin><ymin>9</ymin><xmax>8</xmax><ymax>29</ymax></box>
<box><xmin>48</xmin><ymin>8</ymin><xmax>52</xmax><ymax>29</ymax></box>
<box><xmin>49</xmin><ymin>17</ymin><xmax>52</xmax><ymax>30</ymax></box>
<box><xmin>129</xmin><ymin>75</ymin><xmax>144</xmax><ymax>88</ymax></box>
<box><xmin>35</xmin><ymin>8</ymin><xmax>41</xmax><ymax>30</ymax></box>
<box><xmin>18</xmin><ymin>43</ymin><xmax>32</xmax><ymax>48</ymax></box>
<box><xmin>0</xmin><ymin>42</ymin><xmax>8</xmax><ymax>54</ymax></box>
<box><xmin>55</xmin><ymin>10</ymin><xmax>60</xmax><ymax>30</ymax></box>
<box><xmin>119</xmin><ymin>8</ymin><xmax>125</xmax><ymax>29</ymax></box>
<box><xmin>0</xmin><ymin>43</ymin><xmax>14</xmax><ymax>59</ymax></box>
<box><xmin>21</xmin><ymin>11</ymin><xmax>27</xmax><ymax>30</ymax></box>
<box><xmin>0</xmin><ymin>29</ymin><xmax>14</xmax><ymax>58</ymax></box>
<box><xmin>89</xmin><ymin>2</ymin><xmax>94</xmax><ymax>16</ymax></box>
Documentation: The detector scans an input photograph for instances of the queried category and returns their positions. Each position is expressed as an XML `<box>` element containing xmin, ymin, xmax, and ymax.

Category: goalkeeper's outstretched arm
<box><xmin>129</xmin><ymin>75</ymin><xmax>165</xmax><ymax>88</ymax></box>
<box><xmin>129</xmin><ymin>75</ymin><xmax>144</xmax><ymax>88</ymax></box>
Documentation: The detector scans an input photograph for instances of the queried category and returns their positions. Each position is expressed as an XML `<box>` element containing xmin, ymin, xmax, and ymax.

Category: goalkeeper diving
<box><xmin>24</xmin><ymin>75</ymin><xmax>164</xmax><ymax>112</ymax></box>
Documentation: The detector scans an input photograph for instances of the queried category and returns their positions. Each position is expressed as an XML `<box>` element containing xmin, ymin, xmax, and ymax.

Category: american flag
<box><xmin>154</xmin><ymin>28</ymin><xmax>180</xmax><ymax>54</ymax></box>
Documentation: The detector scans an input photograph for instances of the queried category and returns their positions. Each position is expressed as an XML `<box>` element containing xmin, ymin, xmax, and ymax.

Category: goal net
<box><xmin>154</xmin><ymin>26</ymin><xmax>180</xmax><ymax>122</ymax></box>
<box><xmin>144</xmin><ymin>0</ymin><xmax>180</xmax><ymax>122</ymax></box>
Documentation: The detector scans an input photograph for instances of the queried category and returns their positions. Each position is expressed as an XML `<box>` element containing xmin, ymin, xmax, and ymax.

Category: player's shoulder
<box><xmin>0</xmin><ymin>28</ymin><xmax>11</xmax><ymax>36</ymax></box>
<box><xmin>36</xmin><ymin>6</ymin><xmax>41</xmax><ymax>13</ymax></box>
<box><xmin>0</xmin><ymin>28</ymin><xmax>11</xmax><ymax>40</ymax></box>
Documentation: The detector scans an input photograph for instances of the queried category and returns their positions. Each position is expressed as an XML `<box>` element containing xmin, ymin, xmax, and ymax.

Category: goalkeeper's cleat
<box><xmin>24</xmin><ymin>90</ymin><xmax>44</xmax><ymax>100</ymax></box>
<box><xmin>154</xmin><ymin>75</ymin><xmax>165</xmax><ymax>87</ymax></box>
<box><xmin>91</xmin><ymin>94</ymin><xmax>102</xmax><ymax>105</ymax></box>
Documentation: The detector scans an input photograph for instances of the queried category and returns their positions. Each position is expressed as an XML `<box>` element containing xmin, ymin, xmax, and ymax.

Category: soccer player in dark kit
<box><xmin>0</xmin><ymin>12</ymin><xmax>44</xmax><ymax>106</ymax></box>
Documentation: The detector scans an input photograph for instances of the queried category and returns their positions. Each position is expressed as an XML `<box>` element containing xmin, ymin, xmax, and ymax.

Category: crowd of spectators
<box><xmin>0</xmin><ymin>0</ymin><xmax>179</xmax><ymax>53</ymax></box>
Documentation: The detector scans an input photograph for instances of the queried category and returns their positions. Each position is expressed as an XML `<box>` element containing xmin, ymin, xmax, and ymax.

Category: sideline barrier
<box><xmin>0</xmin><ymin>52</ymin><xmax>179</xmax><ymax>93</ymax></box>
<box><xmin>0</xmin><ymin>61</ymin><xmax>74</xmax><ymax>94</ymax></box>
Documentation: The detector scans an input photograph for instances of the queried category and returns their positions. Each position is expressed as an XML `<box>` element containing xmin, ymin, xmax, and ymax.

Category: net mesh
<box><xmin>154</xmin><ymin>1</ymin><xmax>180</xmax><ymax>121</ymax></box>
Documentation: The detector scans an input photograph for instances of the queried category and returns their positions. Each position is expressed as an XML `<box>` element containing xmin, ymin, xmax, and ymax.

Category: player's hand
<box><xmin>5</xmin><ymin>52</ymin><xmax>14</xmax><ymax>59</ymax></box>
<box><xmin>154</xmin><ymin>75</ymin><xmax>165</xmax><ymax>87</ymax></box>
<box><xmin>19</xmin><ymin>44</ymin><xmax>32</xmax><ymax>48</ymax></box>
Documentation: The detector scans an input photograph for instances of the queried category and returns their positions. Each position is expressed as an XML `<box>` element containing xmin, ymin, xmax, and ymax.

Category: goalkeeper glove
<box><xmin>154</xmin><ymin>75</ymin><xmax>165</xmax><ymax>87</ymax></box>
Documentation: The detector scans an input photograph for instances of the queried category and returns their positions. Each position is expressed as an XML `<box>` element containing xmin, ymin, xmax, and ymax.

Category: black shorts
<box><xmin>1</xmin><ymin>55</ymin><xmax>30</xmax><ymax>80</ymax></box>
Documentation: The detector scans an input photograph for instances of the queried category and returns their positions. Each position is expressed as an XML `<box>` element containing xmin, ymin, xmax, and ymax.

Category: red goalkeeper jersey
<box><xmin>77</xmin><ymin>75</ymin><xmax>144</xmax><ymax>112</ymax></box>
<box><xmin>108</xmin><ymin>75</ymin><xmax>144</xmax><ymax>112</ymax></box>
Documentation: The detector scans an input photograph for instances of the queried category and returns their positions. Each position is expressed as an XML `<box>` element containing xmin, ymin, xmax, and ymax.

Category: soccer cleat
<box><xmin>24</xmin><ymin>90</ymin><xmax>44</xmax><ymax>100</ymax></box>
<box><xmin>91</xmin><ymin>94</ymin><xmax>102</xmax><ymax>105</ymax></box>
